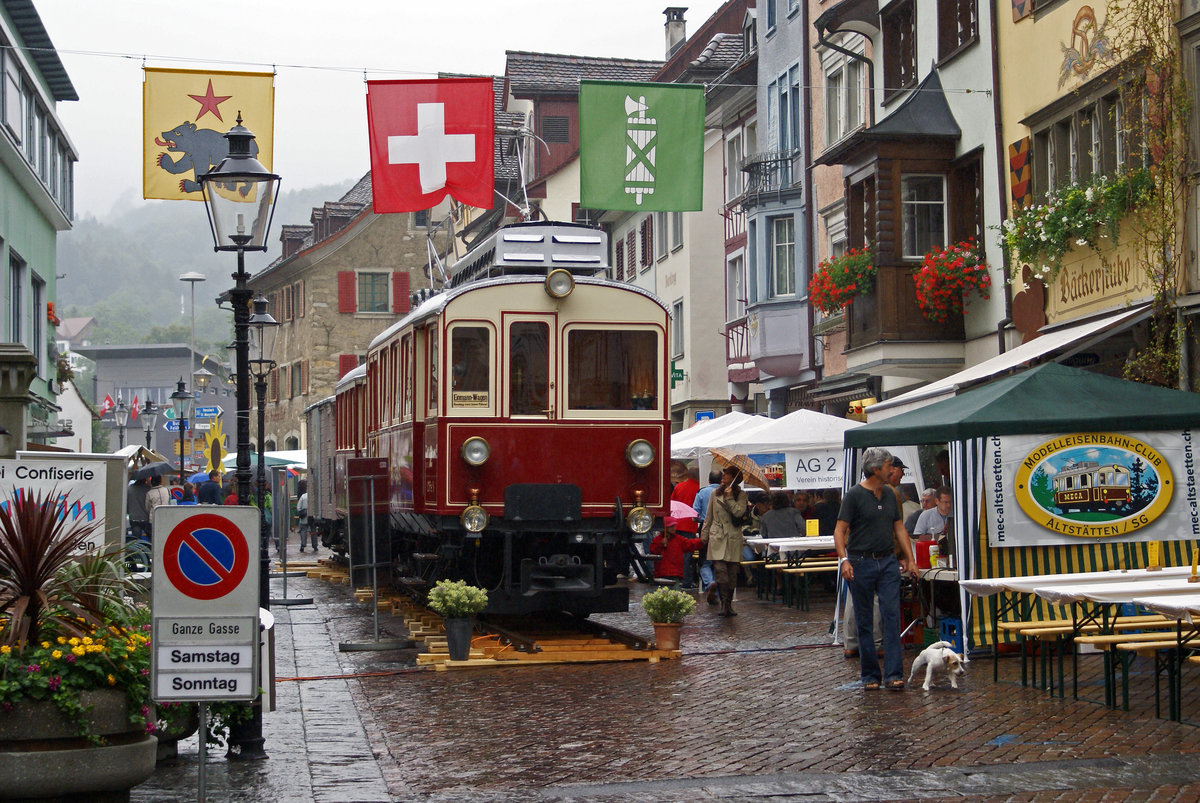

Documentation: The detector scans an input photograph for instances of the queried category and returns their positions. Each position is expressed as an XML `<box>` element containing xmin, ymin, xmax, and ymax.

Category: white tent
<box><xmin>729</xmin><ymin>409</ymin><xmax>863</xmax><ymax>453</ymax></box>
<box><xmin>670</xmin><ymin>412</ymin><xmax>768</xmax><ymax>459</ymax></box>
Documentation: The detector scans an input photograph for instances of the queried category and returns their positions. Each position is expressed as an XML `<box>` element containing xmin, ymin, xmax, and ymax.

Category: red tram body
<box><xmin>310</xmin><ymin>222</ymin><xmax>670</xmax><ymax>616</ymax></box>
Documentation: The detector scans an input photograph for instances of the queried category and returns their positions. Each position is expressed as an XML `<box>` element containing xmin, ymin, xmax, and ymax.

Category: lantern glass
<box><xmin>198</xmin><ymin>119</ymin><xmax>280</xmax><ymax>251</ymax></box>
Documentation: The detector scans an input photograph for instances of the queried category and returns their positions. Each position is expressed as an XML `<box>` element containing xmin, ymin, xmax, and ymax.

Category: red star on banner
<box><xmin>188</xmin><ymin>79</ymin><xmax>232</xmax><ymax>122</ymax></box>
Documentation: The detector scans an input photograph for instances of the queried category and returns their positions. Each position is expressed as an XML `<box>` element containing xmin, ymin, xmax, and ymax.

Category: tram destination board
<box><xmin>151</xmin><ymin>506</ymin><xmax>260</xmax><ymax>702</ymax></box>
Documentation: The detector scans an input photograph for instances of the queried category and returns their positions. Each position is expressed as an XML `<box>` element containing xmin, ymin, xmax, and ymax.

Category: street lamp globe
<box><xmin>170</xmin><ymin>378</ymin><xmax>194</xmax><ymax>422</ymax></box>
<box><xmin>249</xmin><ymin>296</ymin><xmax>279</xmax><ymax>365</ymax></box>
<box><xmin>140</xmin><ymin>399</ymin><xmax>158</xmax><ymax>449</ymax></box>
<box><xmin>199</xmin><ymin>114</ymin><xmax>280</xmax><ymax>253</ymax></box>
<box><xmin>113</xmin><ymin>399</ymin><xmax>130</xmax><ymax>450</ymax></box>
<box><xmin>193</xmin><ymin>366</ymin><xmax>215</xmax><ymax>393</ymax></box>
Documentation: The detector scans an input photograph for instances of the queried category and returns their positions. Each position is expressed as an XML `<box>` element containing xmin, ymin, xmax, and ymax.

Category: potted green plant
<box><xmin>912</xmin><ymin>240</ymin><xmax>992</xmax><ymax>322</ymax></box>
<box><xmin>641</xmin><ymin>587</ymin><xmax>696</xmax><ymax>651</ymax></box>
<box><xmin>0</xmin><ymin>489</ymin><xmax>157</xmax><ymax>799</ymax></box>
<box><xmin>426</xmin><ymin>579</ymin><xmax>488</xmax><ymax>661</ymax></box>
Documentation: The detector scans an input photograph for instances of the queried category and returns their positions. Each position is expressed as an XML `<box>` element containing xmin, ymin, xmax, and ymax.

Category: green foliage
<box><xmin>1000</xmin><ymin>169</ymin><xmax>1153</xmax><ymax>284</ymax></box>
<box><xmin>807</xmin><ymin>245</ymin><xmax>875</xmax><ymax>314</ymax></box>
<box><xmin>426</xmin><ymin>580</ymin><xmax>488</xmax><ymax>618</ymax></box>
<box><xmin>640</xmin><ymin>587</ymin><xmax>696</xmax><ymax>623</ymax></box>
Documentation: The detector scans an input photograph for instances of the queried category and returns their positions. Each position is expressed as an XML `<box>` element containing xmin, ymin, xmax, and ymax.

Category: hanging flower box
<box><xmin>808</xmin><ymin>245</ymin><xmax>876</xmax><ymax>314</ymax></box>
<box><xmin>913</xmin><ymin>240</ymin><xmax>992</xmax><ymax>323</ymax></box>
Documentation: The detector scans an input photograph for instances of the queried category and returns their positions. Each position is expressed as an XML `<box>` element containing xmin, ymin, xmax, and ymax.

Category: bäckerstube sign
<box><xmin>985</xmin><ymin>430</ymin><xmax>1200</xmax><ymax>548</ymax></box>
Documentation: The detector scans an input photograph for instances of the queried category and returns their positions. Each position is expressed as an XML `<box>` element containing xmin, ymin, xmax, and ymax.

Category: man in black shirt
<box><xmin>197</xmin><ymin>471</ymin><xmax>222</xmax><ymax>505</ymax></box>
<box><xmin>835</xmin><ymin>447</ymin><xmax>917</xmax><ymax>691</ymax></box>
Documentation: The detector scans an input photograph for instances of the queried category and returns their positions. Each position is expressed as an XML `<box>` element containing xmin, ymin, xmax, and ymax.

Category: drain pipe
<box><xmin>989</xmin><ymin>0</ymin><xmax>1014</xmax><ymax>354</ymax></box>
<box><xmin>814</xmin><ymin>23</ymin><xmax>875</xmax><ymax>128</ymax></box>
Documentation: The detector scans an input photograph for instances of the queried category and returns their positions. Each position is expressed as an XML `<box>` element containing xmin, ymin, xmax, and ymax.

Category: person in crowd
<box><xmin>649</xmin><ymin>517</ymin><xmax>704</xmax><ymax>583</ymax></box>
<box><xmin>758</xmin><ymin>490</ymin><xmax>804</xmax><ymax>540</ymax></box>
<box><xmin>835</xmin><ymin>447</ymin><xmax>917</xmax><ymax>691</ymax></box>
<box><xmin>298</xmin><ymin>482</ymin><xmax>316</xmax><ymax>553</ymax></box>
<box><xmin>906</xmin><ymin>488</ymin><xmax>938</xmax><ymax>536</ymax></box>
<box><xmin>127</xmin><ymin>477</ymin><xmax>151</xmax><ymax>568</ymax></box>
<box><xmin>792</xmin><ymin>490</ymin><xmax>816</xmax><ymax>520</ymax></box>
<box><xmin>693</xmin><ymin>469</ymin><xmax>723</xmax><ymax>604</ymax></box>
<box><xmin>670</xmin><ymin>464</ymin><xmax>701</xmax><ymax>587</ymax></box>
<box><xmin>700</xmin><ymin>465</ymin><xmax>748</xmax><ymax>617</ymax></box>
<box><xmin>198</xmin><ymin>470</ymin><xmax>222</xmax><ymax>504</ymax></box>
<box><xmin>145</xmin><ymin>474</ymin><xmax>171</xmax><ymax>513</ymax></box>
<box><xmin>223</xmin><ymin>485</ymin><xmax>239</xmax><ymax>505</ymax></box>
<box><xmin>935</xmin><ymin>449</ymin><xmax>952</xmax><ymax>487</ymax></box>
<box><xmin>913</xmin><ymin>486</ymin><xmax>953</xmax><ymax>539</ymax></box>
<box><xmin>812</xmin><ymin>488</ymin><xmax>842</xmax><ymax>536</ymax></box>
<box><xmin>180</xmin><ymin>482</ymin><xmax>197</xmax><ymax>505</ymax></box>
<box><xmin>899</xmin><ymin>485</ymin><xmax>921</xmax><ymax>525</ymax></box>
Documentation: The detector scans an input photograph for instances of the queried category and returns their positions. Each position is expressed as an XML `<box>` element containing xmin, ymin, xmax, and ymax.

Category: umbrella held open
<box><xmin>707</xmin><ymin>447</ymin><xmax>771</xmax><ymax>491</ymax></box>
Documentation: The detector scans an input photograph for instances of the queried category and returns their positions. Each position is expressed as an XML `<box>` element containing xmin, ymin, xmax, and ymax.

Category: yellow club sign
<box><xmin>1014</xmin><ymin>432</ymin><xmax>1173</xmax><ymax>538</ymax></box>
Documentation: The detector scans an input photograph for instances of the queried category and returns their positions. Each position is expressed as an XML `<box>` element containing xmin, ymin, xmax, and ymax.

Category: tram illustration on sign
<box><xmin>1014</xmin><ymin>433</ymin><xmax>1173</xmax><ymax>538</ymax></box>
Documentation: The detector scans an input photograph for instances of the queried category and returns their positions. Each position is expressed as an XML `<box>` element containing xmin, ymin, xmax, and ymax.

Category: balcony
<box><xmin>739</xmin><ymin>150</ymin><xmax>803</xmax><ymax>209</ymax></box>
<box><xmin>723</xmin><ymin>316</ymin><xmax>758</xmax><ymax>383</ymax></box>
<box><xmin>844</xmin><ymin>264</ymin><xmax>965</xmax><ymax>380</ymax></box>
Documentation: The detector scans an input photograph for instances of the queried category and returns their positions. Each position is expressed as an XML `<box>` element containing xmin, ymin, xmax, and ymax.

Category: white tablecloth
<box><xmin>1130</xmin><ymin>592</ymin><xmax>1200</xmax><ymax>624</ymax></box>
<box><xmin>1031</xmin><ymin>576</ymin><xmax>1200</xmax><ymax>606</ymax></box>
<box><xmin>959</xmin><ymin>566</ymin><xmax>1195</xmax><ymax>597</ymax></box>
<box><xmin>744</xmin><ymin>536</ymin><xmax>836</xmax><ymax>556</ymax></box>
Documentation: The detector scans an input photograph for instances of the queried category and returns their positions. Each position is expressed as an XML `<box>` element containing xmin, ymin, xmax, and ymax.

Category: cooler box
<box><xmin>915</xmin><ymin>539</ymin><xmax>935</xmax><ymax>569</ymax></box>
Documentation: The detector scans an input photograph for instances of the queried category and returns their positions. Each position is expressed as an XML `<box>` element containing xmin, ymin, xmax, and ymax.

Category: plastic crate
<box><xmin>939</xmin><ymin>617</ymin><xmax>964</xmax><ymax>653</ymax></box>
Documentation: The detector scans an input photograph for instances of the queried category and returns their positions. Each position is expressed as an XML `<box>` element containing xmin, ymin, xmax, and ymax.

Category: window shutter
<box><xmin>626</xmin><ymin>231</ymin><xmax>636</xmax><ymax>274</ymax></box>
<box><xmin>297</xmin><ymin>280</ymin><xmax>305</xmax><ymax>318</ymax></box>
<box><xmin>301</xmin><ymin>359</ymin><xmax>309</xmax><ymax>395</ymax></box>
<box><xmin>392</xmin><ymin>271</ymin><xmax>411</xmax><ymax>314</ymax></box>
<box><xmin>615</xmin><ymin>241</ymin><xmax>625</xmax><ymax>281</ymax></box>
<box><xmin>338</xmin><ymin>354</ymin><xmax>358</xmax><ymax>378</ymax></box>
<box><xmin>283</xmin><ymin>286</ymin><xmax>293</xmax><ymax>322</ymax></box>
<box><xmin>337</xmin><ymin>271</ymin><xmax>356</xmax><ymax>313</ymax></box>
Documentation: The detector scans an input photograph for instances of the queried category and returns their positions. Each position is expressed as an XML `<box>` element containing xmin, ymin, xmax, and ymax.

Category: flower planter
<box><xmin>155</xmin><ymin>702</ymin><xmax>200</xmax><ymax>761</ymax></box>
<box><xmin>652</xmin><ymin>622</ymin><xmax>683</xmax><ymax>651</ymax></box>
<box><xmin>443</xmin><ymin>617</ymin><xmax>475</xmax><ymax>661</ymax></box>
<box><xmin>0</xmin><ymin>689</ymin><xmax>157</xmax><ymax>801</ymax></box>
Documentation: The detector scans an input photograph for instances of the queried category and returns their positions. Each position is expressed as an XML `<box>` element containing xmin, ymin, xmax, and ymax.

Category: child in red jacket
<box><xmin>650</xmin><ymin>517</ymin><xmax>703</xmax><ymax>583</ymax></box>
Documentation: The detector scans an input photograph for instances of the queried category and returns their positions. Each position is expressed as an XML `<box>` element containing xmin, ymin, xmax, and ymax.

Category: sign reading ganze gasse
<box><xmin>986</xmin><ymin>431</ymin><xmax>1199</xmax><ymax>547</ymax></box>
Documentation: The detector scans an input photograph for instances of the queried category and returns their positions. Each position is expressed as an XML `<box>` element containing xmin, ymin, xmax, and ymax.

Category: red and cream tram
<box><xmin>322</xmin><ymin>222</ymin><xmax>670</xmax><ymax>615</ymax></box>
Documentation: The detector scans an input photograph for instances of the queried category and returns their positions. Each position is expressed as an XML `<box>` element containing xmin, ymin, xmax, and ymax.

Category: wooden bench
<box><xmin>780</xmin><ymin>561</ymin><xmax>840</xmax><ymax>610</ymax></box>
<box><xmin>1112</xmin><ymin>630</ymin><xmax>1200</xmax><ymax>721</ymax></box>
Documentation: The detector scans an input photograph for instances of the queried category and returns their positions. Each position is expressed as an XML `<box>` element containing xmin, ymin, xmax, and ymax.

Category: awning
<box><xmin>866</xmin><ymin>304</ymin><xmax>1150</xmax><ymax>422</ymax></box>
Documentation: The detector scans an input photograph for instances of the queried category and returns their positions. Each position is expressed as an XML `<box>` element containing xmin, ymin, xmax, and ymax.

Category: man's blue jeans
<box><xmin>847</xmin><ymin>553</ymin><xmax>903</xmax><ymax>684</ymax></box>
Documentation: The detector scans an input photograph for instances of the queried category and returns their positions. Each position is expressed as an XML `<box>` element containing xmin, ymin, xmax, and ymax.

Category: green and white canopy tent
<box><xmin>843</xmin><ymin>362</ymin><xmax>1200</xmax><ymax>651</ymax></box>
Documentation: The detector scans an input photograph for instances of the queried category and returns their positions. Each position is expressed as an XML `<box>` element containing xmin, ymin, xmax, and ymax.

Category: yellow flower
<box><xmin>82</xmin><ymin>637</ymin><xmax>93</xmax><ymax>645</ymax></box>
<box><xmin>106</xmin><ymin>674</ymin><xmax>116</xmax><ymax>686</ymax></box>
<box><xmin>41</xmin><ymin>641</ymin><xmax>50</xmax><ymax>649</ymax></box>
<box><xmin>56</xmin><ymin>637</ymin><xmax>66</xmax><ymax>645</ymax></box>
<box><xmin>68</xmin><ymin>638</ymin><xmax>80</xmax><ymax>646</ymax></box>
<box><xmin>51</xmin><ymin>649</ymin><xmax>62</xmax><ymax>659</ymax></box>
<box><xmin>72</xmin><ymin>645</ymin><xmax>86</xmax><ymax>656</ymax></box>
<box><xmin>0</xmin><ymin>645</ymin><xmax>9</xmax><ymax>655</ymax></box>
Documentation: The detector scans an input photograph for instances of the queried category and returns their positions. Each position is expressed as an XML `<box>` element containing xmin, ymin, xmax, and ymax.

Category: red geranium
<box><xmin>808</xmin><ymin>245</ymin><xmax>875</xmax><ymax>315</ymax></box>
<box><xmin>913</xmin><ymin>240</ymin><xmax>991</xmax><ymax>323</ymax></box>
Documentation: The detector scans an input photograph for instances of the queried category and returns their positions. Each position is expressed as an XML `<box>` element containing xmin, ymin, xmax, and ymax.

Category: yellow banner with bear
<box><xmin>143</xmin><ymin>68</ymin><xmax>274</xmax><ymax>201</ymax></box>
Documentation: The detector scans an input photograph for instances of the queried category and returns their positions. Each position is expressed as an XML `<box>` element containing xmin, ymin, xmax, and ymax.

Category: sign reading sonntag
<box><xmin>0</xmin><ymin>459</ymin><xmax>107</xmax><ymax>552</ymax></box>
<box><xmin>151</xmin><ymin>505</ymin><xmax>260</xmax><ymax>702</ymax></box>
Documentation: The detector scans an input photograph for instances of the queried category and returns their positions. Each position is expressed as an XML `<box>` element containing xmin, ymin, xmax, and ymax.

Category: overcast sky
<box><xmin>34</xmin><ymin>0</ymin><xmax>727</xmax><ymax>219</ymax></box>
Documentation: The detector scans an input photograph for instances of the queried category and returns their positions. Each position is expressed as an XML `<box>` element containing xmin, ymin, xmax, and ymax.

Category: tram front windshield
<box><xmin>567</xmin><ymin>329</ymin><xmax>658</xmax><ymax>411</ymax></box>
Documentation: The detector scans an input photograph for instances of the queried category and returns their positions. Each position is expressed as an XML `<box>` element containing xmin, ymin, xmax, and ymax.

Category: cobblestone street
<box><xmin>138</xmin><ymin>546</ymin><xmax>1200</xmax><ymax>802</ymax></box>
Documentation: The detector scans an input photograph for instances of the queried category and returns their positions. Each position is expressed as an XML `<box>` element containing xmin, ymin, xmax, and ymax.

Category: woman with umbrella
<box><xmin>701</xmin><ymin>456</ymin><xmax>755</xmax><ymax>617</ymax></box>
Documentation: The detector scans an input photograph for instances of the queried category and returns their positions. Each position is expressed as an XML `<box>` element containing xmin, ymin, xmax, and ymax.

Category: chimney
<box><xmin>665</xmin><ymin>7</ymin><xmax>687</xmax><ymax>58</ymax></box>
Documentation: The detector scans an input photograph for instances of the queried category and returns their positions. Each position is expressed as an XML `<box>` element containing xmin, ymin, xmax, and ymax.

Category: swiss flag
<box><xmin>99</xmin><ymin>394</ymin><xmax>114</xmax><ymax>416</ymax></box>
<box><xmin>131</xmin><ymin>395</ymin><xmax>140</xmax><ymax>421</ymax></box>
<box><xmin>366</xmin><ymin>78</ymin><xmax>494</xmax><ymax>213</ymax></box>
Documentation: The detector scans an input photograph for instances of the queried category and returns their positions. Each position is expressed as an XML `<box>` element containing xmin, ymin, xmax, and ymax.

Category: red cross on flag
<box><xmin>366</xmin><ymin>78</ymin><xmax>494</xmax><ymax>214</ymax></box>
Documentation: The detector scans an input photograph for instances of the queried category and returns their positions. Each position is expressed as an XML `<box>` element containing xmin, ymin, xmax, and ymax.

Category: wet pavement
<box><xmin>135</xmin><ymin>540</ymin><xmax>1200</xmax><ymax>802</ymax></box>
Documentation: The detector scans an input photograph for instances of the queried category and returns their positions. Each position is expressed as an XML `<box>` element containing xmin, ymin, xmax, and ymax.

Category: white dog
<box><xmin>908</xmin><ymin>641</ymin><xmax>965</xmax><ymax>691</ymax></box>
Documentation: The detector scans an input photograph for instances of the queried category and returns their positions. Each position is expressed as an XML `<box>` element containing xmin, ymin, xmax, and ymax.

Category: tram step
<box><xmin>412</xmin><ymin>553</ymin><xmax>440</xmax><ymax>561</ymax></box>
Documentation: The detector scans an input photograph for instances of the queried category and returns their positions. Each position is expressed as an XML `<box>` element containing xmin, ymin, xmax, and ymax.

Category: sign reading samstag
<box><xmin>985</xmin><ymin>431</ymin><xmax>1200</xmax><ymax>547</ymax></box>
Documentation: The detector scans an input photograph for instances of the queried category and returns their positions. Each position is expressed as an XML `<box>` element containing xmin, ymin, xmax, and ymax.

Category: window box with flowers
<box><xmin>808</xmin><ymin>245</ymin><xmax>876</xmax><ymax>314</ymax></box>
<box><xmin>1000</xmin><ymin>168</ymin><xmax>1153</xmax><ymax>283</ymax></box>
<box><xmin>913</xmin><ymin>240</ymin><xmax>992</xmax><ymax>322</ymax></box>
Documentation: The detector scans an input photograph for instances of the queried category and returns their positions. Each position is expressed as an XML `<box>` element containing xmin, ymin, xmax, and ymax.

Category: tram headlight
<box><xmin>625</xmin><ymin>439</ymin><xmax>655</xmax><ymax>469</ymax></box>
<box><xmin>461</xmin><ymin>504</ymin><xmax>490</xmax><ymax>533</ymax></box>
<box><xmin>545</xmin><ymin>269</ymin><xmax>575</xmax><ymax>299</ymax></box>
<box><xmin>626</xmin><ymin>506</ymin><xmax>653</xmax><ymax>534</ymax></box>
<box><xmin>461</xmin><ymin>436</ymin><xmax>491</xmax><ymax>466</ymax></box>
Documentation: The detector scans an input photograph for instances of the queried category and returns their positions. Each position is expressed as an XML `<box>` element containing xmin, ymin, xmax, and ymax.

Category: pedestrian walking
<box><xmin>700</xmin><ymin>465</ymin><xmax>748</xmax><ymax>618</ymax></box>
<box><xmin>835</xmin><ymin>447</ymin><xmax>917</xmax><ymax>690</ymax></box>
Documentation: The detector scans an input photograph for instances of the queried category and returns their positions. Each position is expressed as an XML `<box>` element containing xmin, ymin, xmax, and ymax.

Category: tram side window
<box><xmin>428</xmin><ymin>330</ymin><xmax>438</xmax><ymax>412</ymax></box>
<box><xmin>451</xmin><ymin>326</ymin><xmax>490</xmax><ymax>407</ymax></box>
<box><xmin>567</xmin><ymin>329</ymin><xmax>658</xmax><ymax>410</ymax></box>
<box><xmin>510</xmin><ymin>322</ymin><xmax>549</xmax><ymax>415</ymax></box>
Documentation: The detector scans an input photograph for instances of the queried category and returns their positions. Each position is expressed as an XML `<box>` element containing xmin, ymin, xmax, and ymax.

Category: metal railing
<box><xmin>740</xmin><ymin>149</ymin><xmax>803</xmax><ymax>205</ymax></box>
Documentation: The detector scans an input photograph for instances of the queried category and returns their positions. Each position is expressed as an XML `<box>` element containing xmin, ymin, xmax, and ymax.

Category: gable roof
<box><xmin>505</xmin><ymin>51</ymin><xmax>662</xmax><ymax>96</ymax></box>
<box><xmin>2</xmin><ymin>0</ymin><xmax>76</xmax><ymax>101</ymax></box>
<box><xmin>845</xmin><ymin>363</ymin><xmax>1200</xmax><ymax>446</ymax></box>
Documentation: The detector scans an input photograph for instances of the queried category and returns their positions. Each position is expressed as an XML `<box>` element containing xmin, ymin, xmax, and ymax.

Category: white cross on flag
<box><xmin>366</xmin><ymin>78</ymin><xmax>494</xmax><ymax>213</ymax></box>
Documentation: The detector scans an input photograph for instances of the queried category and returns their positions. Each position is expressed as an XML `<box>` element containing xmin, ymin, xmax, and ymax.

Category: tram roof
<box><xmin>303</xmin><ymin>395</ymin><xmax>335</xmax><ymax>416</ymax></box>
<box><xmin>333</xmin><ymin>363</ymin><xmax>366</xmax><ymax>394</ymax></box>
<box><xmin>367</xmin><ymin>274</ymin><xmax>665</xmax><ymax>352</ymax></box>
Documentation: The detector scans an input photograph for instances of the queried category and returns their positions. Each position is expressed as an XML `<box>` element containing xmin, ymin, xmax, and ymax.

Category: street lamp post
<box><xmin>170</xmin><ymin>379</ymin><xmax>193</xmax><ymax>486</ymax></box>
<box><xmin>198</xmin><ymin>112</ymin><xmax>280</xmax><ymax>762</ymax></box>
<box><xmin>180</xmin><ymin>272</ymin><xmax>206</xmax><ymax>390</ymax></box>
<box><xmin>141</xmin><ymin>399</ymin><xmax>158</xmax><ymax>450</ymax></box>
<box><xmin>113</xmin><ymin>399</ymin><xmax>129</xmax><ymax>450</ymax></box>
<box><xmin>248</xmin><ymin>297</ymin><xmax>278</xmax><ymax>556</ymax></box>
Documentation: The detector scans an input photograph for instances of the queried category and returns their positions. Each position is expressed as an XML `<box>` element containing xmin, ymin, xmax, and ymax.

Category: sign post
<box><xmin>151</xmin><ymin>506</ymin><xmax>261</xmax><ymax>798</ymax></box>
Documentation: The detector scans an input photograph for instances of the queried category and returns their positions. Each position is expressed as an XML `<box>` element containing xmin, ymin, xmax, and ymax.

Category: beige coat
<box><xmin>702</xmin><ymin>488</ymin><xmax>748</xmax><ymax>563</ymax></box>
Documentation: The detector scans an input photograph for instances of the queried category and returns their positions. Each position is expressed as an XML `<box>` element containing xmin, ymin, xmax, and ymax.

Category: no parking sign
<box><xmin>152</xmin><ymin>505</ymin><xmax>260</xmax><ymax>702</ymax></box>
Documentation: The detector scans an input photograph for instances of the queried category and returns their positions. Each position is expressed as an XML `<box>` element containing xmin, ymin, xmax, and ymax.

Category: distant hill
<box><xmin>57</xmin><ymin>179</ymin><xmax>358</xmax><ymax>351</ymax></box>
